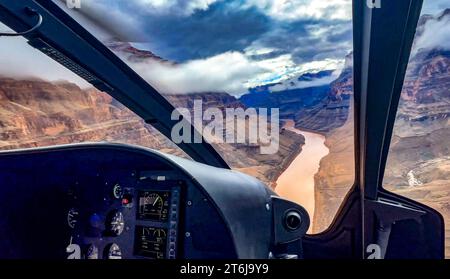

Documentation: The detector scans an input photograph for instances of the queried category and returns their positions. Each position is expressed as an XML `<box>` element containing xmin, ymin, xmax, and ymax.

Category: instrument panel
<box><xmin>67</xmin><ymin>175</ymin><xmax>183</xmax><ymax>259</ymax></box>
<box><xmin>0</xmin><ymin>143</ymin><xmax>309</xmax><ymax>259</ymax></box>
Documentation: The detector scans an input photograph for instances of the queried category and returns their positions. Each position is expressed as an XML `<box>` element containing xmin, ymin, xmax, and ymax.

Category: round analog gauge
<box><xmin>108</xmin><ymin>210</ymin><xmax>125</xmax><ymax>236</ymax></box>
<box><xmin>67</xmin><ymin>208</ymin><xmax>79</xmax><ymax>229</ymax></box>
<box><xmin>106</xmin><ymin>243</ymin><xmax>122</xmax><ymax>259</ymax></box>
<box><xmin>112</xmin><ymin>184</ymin><xmax>123</xmax><ymax>199</ymax></box>
<box><xmin>86</xmin><ymin>244</ymin><xmax>99</xmax><ymax>259</ymax></box>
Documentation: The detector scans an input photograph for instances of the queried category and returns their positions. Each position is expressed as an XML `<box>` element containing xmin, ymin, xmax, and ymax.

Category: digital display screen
<box><xmin>134</xmin><ymin>226</ymin><xmax>167</xmax><ymax>259</ymax></box>
<box><xmin>137</xmin><ymin>190</ymin><xmax>170</xmax><ymax>221</ymax></box>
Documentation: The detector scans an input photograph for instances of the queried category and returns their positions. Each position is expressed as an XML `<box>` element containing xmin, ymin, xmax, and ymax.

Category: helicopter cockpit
<box><xmin>0</xmin><ymin>143</ymin><xmax>309</xmax><ymax>259</ymax></box>
<box><xmin>0</xmin><ymin>0</ymin><xmax>446</xmax><ymax>259</ymax></box>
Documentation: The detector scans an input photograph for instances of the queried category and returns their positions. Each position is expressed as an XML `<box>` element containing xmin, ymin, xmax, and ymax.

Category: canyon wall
<box><xmin>309</xmin><ymin>53</ymin><xmax>355</xmax><ymax>233</ymax></box>
<box><xmin>383</xmin><ymin>48</ymin><xmax>450</xmax><ymax>257</ymax></box>
<box><xmin>0</xmin><ymin>77</ymin><xmax>304</xmax><ymax>187</ymax></box>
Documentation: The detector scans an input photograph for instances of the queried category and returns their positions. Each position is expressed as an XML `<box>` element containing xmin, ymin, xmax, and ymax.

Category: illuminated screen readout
<box><xmin>134</xmin><ymin>226</ymin><xmax>167</xmax><ymax>259</ymax></box>
<box><xmin>137</xmin><ymin>190</ymin><xmax>170</xmax><ymax>221</ymax></box>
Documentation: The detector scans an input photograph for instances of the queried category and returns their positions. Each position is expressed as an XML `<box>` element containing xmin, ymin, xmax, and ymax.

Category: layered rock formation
<box><xmin>0</xmin><ymin>77</ymin><xmax>304</xmax><ymax>187</ymax></box>
<box><xmin>309</xmin><ymin>53</ymin><xmax>355</xmax><ymax>233</ymax></box>
<box><xmin>0</xmin><ymin>77</ymin><xmax>183</xmax><ymax>155</ymax></box>
<box><xmin>294</xmin><ymin>53</ymin><xmax>353</xmax><ymax>134</ymax></box>
<box><xmin>165</xmin><ymin>92</ymin><xmax>305</xmax><ymax>186</ymax></box>
<box><xmin>108</xmin><ymin>42</ymin><xmax>167</xmax><ymax>63</ymax></box>
<box><xmin>240</xmin><ymin>84</ymin><xmax>330</xmax><ymax>120</ymax></box>
<box><xmin>240</xmin><ymin>60</ymin><xmax>352</xmax><ymax>134</ymax></box>
<box><xmin>383</xmin><ymin>47</ymin><xmax>450</xmax><ymax>256</ymax></box>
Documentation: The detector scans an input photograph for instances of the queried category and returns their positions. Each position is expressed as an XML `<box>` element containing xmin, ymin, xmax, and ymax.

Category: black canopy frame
<box><xmin>0</xmin><ymin>0</ymin><xmax>229</xmax><ymax>169</ymax></box>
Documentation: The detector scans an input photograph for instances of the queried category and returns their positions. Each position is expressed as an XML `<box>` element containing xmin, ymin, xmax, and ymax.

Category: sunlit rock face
<box><xmin>310</xmin><ymin>65</ymin><xmax>355</xmax><ymax>232</ymax></box>
<box><xmin>0</xmin><ymin>77</ymin><xmax>304</xmax><ymax>188</ymax></box>
<box><xmin>0</xmin><ymin>77</ymin><xmax>181</xmax><ymax>154</ymax></box>
<box><xmin>108</xmin><ymin>42</ymin><xmax>167</xmax><ymax>63</ymax></box>
<box><xmin>383</xmin><ymin>47</ymin><xmax>450</xmax><ymax>257</ymax></box>
<box><xmin>383</xmin><ymin>10</ymin><xmax>450</xmax><ymax>216</ymax></box>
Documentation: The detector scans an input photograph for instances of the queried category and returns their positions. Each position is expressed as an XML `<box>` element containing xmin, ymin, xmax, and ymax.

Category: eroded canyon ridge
<box><xmin>0</xmin><ymin>9</ymin><xmax>448</xmax><ymax>256</ymax></box>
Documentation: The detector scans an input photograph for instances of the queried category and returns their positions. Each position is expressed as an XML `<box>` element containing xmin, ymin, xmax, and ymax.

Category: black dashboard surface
<box><xmin>0</xmin><ymin>143</ymin><xmax>309</xmax><ymax>259</ymax></box>
<box><xmin>0</xmin><ymin>144</ymin><xmax>238</xmax><ymax>259</ymax></box>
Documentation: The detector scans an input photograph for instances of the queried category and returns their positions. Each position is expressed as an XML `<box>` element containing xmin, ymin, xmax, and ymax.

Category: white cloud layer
<box><xmin>269</xmin><ymin>69</ymin><xmax>340</xmax><ymax>92</ymax></box>
<box><xmin>413</xmin><ymin>11</ymin><xmax>450</xmax><ymax>54</ymax></box>
<box><xmin>242</xmin><ymin>0</ymin><xmax>352</xmax><ymax>21</ymax></box>
<box><xmin>133</xmin><ymin>0</ymin><xmax>219</xmax><ymax>16</ymax></box>
<box><xmin>246</xmin><ymin>55</ymin><xmax>343</xmax><ymax>87</ymax></box>
<box><xmin>119</xmin><ymin>46</ymin><xmax>344</xmax><ymax>96</ymax></box>
<box><xmin>72</xmin><ymin>0</ymin><xmax>351</xmax><ymax>20</ymax></box>
<box><xmin>0</xmin><ymin>21</ymin><xmax>343</xmax><ymax>97</ymax></box>
<box><xmin>127</xmin><ymin>51</ymin><xmax>266</xmax><ymax>95</ymax></box>
<box><xmin>55</xmin><ymin>0</ymin><xmax>144</xmax><ymax>42</ymax></box>
<box><xmin>0</xmin><ymin>25</ymin><xmax>89</xmax><ymax>87</ymax></box>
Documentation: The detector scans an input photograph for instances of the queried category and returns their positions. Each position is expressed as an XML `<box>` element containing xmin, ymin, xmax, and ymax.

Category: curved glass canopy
<box><xmin>1</xmin><ymin>0</ymin><xmax>357</xmax><ymax>233</ymax></box>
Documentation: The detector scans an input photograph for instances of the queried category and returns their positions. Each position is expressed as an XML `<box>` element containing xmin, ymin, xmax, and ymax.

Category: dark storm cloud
<box><xmin>70</xmin><ymin>0</ymin><xmax>354</xmax><ymax>65</ymax></box>
<box><xmin>67</xmin><ymin>0</ymin><xmax>447</xmax><ymax>68</ymax></box>
<box><xmin>130</xmin><ymin>2</ymin><xmax>273</xmax><ymax>61</ymax></box>
<box><xmin>246</xmin><ymin>49</ymin><xmax>289</xmax><ymax>61</ymax></box>
<box><xmin>250</xmin><ymin>19</ymin><xmax>352</xmax><ymax>64</ymax></box>
<box><xmin>327</xmin><ymin>26</ymin><xmax>353</xmax><ymax>43</ymax></box>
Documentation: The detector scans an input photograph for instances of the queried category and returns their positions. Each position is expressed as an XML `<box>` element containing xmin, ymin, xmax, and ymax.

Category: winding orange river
<box><xmin>275</xmin><ymin>120</ymin><xmax>329</xmax><ymax>232</ymax></box>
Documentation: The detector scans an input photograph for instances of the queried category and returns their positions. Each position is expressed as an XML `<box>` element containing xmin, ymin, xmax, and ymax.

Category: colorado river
<box><xmin>275</xmin><ymin>120</ymin><xmax>329</xmax><ymax>231</ymax></box>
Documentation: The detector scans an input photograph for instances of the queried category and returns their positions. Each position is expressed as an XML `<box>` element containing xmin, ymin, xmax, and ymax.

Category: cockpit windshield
<box><xmin>51</xmin><ymin>0</ymin><xmax>357</xmax><ymax>233</ymax></box>
<box><xmin>0</xmin><ymin>0</ymin><xmax>448</xmax><ymax>260</ymax></box>
<box><xmin>1</xmin><ymin>0</ymin><xmax>357</xmax><ymax>233</ymax></box>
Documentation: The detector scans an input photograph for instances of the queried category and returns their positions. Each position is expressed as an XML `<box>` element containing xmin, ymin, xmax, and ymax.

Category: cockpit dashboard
<box><xmin>0</xmin><ymin>143</ymin><xmax>309</xmax><ymax>259</ymax></box>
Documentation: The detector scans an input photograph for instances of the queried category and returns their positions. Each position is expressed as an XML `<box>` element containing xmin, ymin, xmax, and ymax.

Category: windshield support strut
<box><xmin>0</xmin><ymin>0</ymin><xmax>229</xmax><ymax>169</ymax></box>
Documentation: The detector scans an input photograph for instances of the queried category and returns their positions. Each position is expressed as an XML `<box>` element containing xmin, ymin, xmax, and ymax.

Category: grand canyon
<box><xmin>0</xmin><ymin>8</ymin><xmax>448</xmax><ymax>257</ymax></box>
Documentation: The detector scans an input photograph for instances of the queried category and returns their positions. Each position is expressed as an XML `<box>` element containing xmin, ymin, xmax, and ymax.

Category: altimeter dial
<box><xmin>107</xmin><ymin>210</ymin><xmax>125</xmax><ymax>236</ymax></box>
<box><xmin>86</xmin><ymin>244</ymin><xmax>99</xmax><ymax>259</ymax></box>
